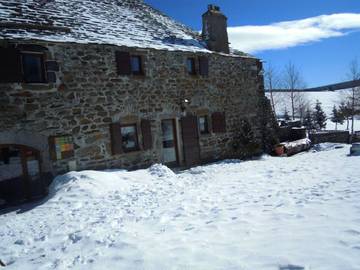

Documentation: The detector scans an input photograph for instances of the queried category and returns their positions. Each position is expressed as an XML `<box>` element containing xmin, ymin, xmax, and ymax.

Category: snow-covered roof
<box><xmin>0</xmin><ymin>0</ymin><xmax>211</xmax><ymax>53</ymax></box>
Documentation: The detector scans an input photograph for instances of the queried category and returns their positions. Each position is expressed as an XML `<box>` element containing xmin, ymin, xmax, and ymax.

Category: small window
<box><xmin>131</xmin><ymin>55</ymin><xmax>143</xmax><ymax>75</ymax></box>
<box><xmin>22</xmin><ymin>52</ymin><xmax>46</xmax><ymax>83</ymax></box>
<box><xmin>0</xmin><ymin>146</ymin><xmax>22</xmax><ymax>181</ymax></box>
<box><xmin>121</xmin><ymin>124</ymin><xmax>139</xmax><ymax>152</ymax></box>
<box><xmin>186</xmin><ymin>58</ymin><xmax>196</xmax><ymax>75</ymax></box>
<box><xmin>198</xmin><ymin>116</ymin><xmax>209</xmax><ymax>134</ymax></box>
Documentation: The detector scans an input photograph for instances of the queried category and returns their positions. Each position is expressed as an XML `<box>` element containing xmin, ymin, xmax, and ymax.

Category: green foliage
<box><xmin>331</xmin><ymin>105</ymin><xmax>344</xmax><ymax>127</ymax></box>
<box><xmin>238</xmin><ymin>119</ymin><xmax>254</xmax><ymax>145</ymax></box>
<box><xmin>303</xmin><ymin>107</ymin><xmax>314</xmax><ymax>130</ymax></box>
<box><xmin>312</xmin><ymin>100</ymin><xmax>327</xmax><ymax>130</ymax></box>
<box><xmin>283</xmin><ymin>108</ymin><xmax>290</xmax><ymax>121</ymax></box>
<box><xmin>339</xmin><ymin>101</ymin><xmax>352</xmax><ymax>119</ymax></box>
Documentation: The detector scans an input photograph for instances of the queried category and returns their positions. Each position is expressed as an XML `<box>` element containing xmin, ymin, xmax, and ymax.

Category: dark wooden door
<box><xmin>181</xmin><ymin>115</ymin><xmax>200</xmax><ymax>167</ymax></box>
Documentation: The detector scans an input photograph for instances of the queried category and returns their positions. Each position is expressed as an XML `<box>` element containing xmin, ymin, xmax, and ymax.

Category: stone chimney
<box><xmin>202</xmin><ymin>5</ymin><xmax>230</xmax><ymax>54</ymax></box>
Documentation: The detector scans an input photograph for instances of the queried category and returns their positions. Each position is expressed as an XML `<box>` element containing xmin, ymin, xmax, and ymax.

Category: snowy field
<box><xmin>268</xmin><ymin>91</ymin><xmax>360</xmax><ymax>131</ymax></box>
<box><xmin>1</xmin><ymin>144</ymin><xmax>360</xmax><ymax>270</ymax></box>
<box><xmin>306</xmin><ymin>92</ymin><xmax>360</xmax><ymax>131</ymax></box>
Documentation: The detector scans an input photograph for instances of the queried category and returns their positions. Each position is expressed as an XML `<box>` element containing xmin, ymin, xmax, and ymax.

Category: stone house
<box><xmin>0</xmin><ymin>0</ymin><xmax>277</xmax><ymax>201</ymax></box>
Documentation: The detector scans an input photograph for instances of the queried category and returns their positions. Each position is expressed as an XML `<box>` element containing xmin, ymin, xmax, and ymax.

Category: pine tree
<box><xmin>283</xmin><ymin>108</ymin><xmax>290</xmax><ymax>121</ymax></box>
<box><xmin>312</xmin><ymin>100</ymin><xmax>327</xmax><ymax>130</ymax></box>
<box><xmin>331</xmin><ymin>105</ymin><xmax>344</xmax><ymax>130</ymax></box>
<box><xmin>303</xmin><ymin>107</ymin><xmax>314</xmax><ymax>130</ymax></box>
<box><xmin>339</xmin><ymin>101</ymin><xmax>352</xmax><ymax>130</ymax></box>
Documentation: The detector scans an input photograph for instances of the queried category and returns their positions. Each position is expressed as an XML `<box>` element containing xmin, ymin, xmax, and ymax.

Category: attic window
<box><xmin>186</xmin><ymin>58</ymin><xmax>196</xmax><ymax>75</ymax></box>
<box><xmin>22</xmin><ymin>52</ymin><xmax>46</xmax><ymax>83</ymax></box>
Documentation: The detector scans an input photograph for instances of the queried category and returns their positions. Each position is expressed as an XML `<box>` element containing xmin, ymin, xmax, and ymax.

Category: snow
<box><xmin>267</xmin><ymin>91</ymin><xmax>360</xmax><ymax>131</ymax></box>
<box><xmin>306</xmin><ymin>92</ymin><xmax>360</xmax><ymax>131</ymax></box>
<box><xmin>1</xmin><ymin>144</ymin><xmax>360</xmax><ymax>269</ymax></box>
<box><xmin>0</xmin><ymin>0</ymin><xmax>211</xmax><ymax>53</ymax></box>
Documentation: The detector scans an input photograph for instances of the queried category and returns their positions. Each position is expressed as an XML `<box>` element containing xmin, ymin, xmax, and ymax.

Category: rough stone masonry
<box><xmin>0</xmin><ymin>40</ymin><xmax>278</xmax><ymax>174</ymax></box>
<box><xmin>0</xmin><ymin>1</ymin><xmax>278</xmax><ymax>181</ymax></box>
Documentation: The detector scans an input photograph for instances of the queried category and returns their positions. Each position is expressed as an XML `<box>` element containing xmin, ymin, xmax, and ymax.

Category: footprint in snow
<box><xmin>279</xmin><ymin>265</ymin><xmax>304</xmax><ymax>270</ymax></box>
<box><xmin>345</xmin><ymin>229</ymin><xmax>360</xmax><ymax>236</ymax></box>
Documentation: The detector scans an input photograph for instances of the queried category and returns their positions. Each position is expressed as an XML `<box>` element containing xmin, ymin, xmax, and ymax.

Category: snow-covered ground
<box><xmin>306</xmin><ymin>92</ymin><xmax>360</xmax><ymax>131</ymax></box>
<box><xmin>1</xmin><ymin>144</ymin><xmax>360</xmax><ymax>270</ymax></box>
<box><xmin>268</xmin><ymin>91</ymin><xmax>360</xmax><ymax>131</ymax></box>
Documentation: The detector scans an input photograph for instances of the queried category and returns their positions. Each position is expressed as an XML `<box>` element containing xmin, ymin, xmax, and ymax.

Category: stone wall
<box><xmin>0</xmin><ymin>40</ymin><xmax>276</xmax><ymax>175</ymax></box>
<box><xmin>309</xmin><ymin>131</ymin><xmax>350</xmax><ymax>144</ymax></box>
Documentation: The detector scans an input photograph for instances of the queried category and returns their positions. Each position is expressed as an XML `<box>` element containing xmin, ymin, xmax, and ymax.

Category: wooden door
<box><xmin>181</xmin><ymin>115</ymin><xmax>200</xmax><ymax>166</ymax></box>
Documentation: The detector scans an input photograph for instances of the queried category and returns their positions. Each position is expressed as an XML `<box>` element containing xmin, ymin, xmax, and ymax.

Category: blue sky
<box><xmin>145</xmin><ymin>0</ymin><xmax>360</xmax><ymax>87</ymax></box>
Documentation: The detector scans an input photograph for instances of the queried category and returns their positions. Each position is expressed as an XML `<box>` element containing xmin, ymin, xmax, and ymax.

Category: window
<box><xmin>198</xmin><ymin>116</ymin><xmax>209</xmax><ymax>134</ymax></box>
<box><xmin>121</xmin><ymin>124</ymin><xmax>139</xmax><ymax>152</ymax></box>
<box><xmin>22</xmin><ymin>52</ymin><xmax>46</xmax><ymax>83</ymax></box>
<box><xmin>0</xmin><ymin>146</ymin><xmax>22</xmax><ymax>181</ymax></box>
<box><xmin>115</xmin><ymin>51</ymin><xmax>145</xmax><ymax>76</ymax></box>
<box><xmin>130</xmin><ymin>55</ymin><xmax>143</xmax><ymax>75</ymax></box>
<box><xmin>186</xmin><ymin>58</ymin><xmax>196</xmax><ymax>75</ymax></box>
<box><xmin>0</xmin><ymin>145</ymin><xmax>41</xmax><ymax>182</ymax></box>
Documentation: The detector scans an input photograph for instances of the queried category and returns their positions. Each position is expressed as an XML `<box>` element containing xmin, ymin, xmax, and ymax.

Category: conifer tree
<box><xmin>283</xmin><ymin>108</ymin><xmax>290</xmax><ymax>121</ymax></box>
<box><xmin>303</xmin><ymin>107</ymin><xmax>314</xmax><ymax>130</ymax></box>
<box><xmin>331</xmin><ymin>105</ymin><xmax>344</xmax><ymax>130</ymax></box>
<box><xmin>312</xmin><ymin>100</ymin><xmax>327</xmax><ymax>130</ymax></box>
<box><xmin>339</xmin><ymin>101</ymin><xmax>352</xmax><ymax>130</ymax></box>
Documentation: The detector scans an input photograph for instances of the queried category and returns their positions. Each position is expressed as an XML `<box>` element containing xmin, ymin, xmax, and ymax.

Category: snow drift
<box><xmin>0</xmin><ymin>146</ymin><xmax>360</xmax><ymax>270</ymax></box>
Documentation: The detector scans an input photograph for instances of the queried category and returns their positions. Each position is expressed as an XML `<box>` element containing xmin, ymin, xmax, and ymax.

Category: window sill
<box><xmin>21</xmin><ymin>82</ymin><xmax>56</xmax><ymax>91</ymax></box>
<box><xmin>122</xmin><ymin>148</ymin><xmax>142</xmax><ymax>154</ymax></box>
<box><xmin>23</xmin><ymin>82</ymin><xmax>50</xmax><ymax>85</ymax></box>
<box><xmin>200</xmin><ymin>133</ymin><xmax>211</xmax><ymax>138</ymax></box>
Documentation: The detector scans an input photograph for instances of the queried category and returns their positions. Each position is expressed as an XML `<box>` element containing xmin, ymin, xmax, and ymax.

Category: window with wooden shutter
<box><xmin>199</xmin><ymin>56</ymin><xmax>209</xmax><ymax>76</ymax></box>
<box><xmin>0</xmin><ymin>47</ymin><xmax>22</xmax><ymax>83</ymax></box>
<box><xmin>110</xmin><ymin>123</ymin><xmax>123</xmax><ymax>155</ymax></box>
<box><xmin>115</xmin><ymin>51</ymin><xmax>131</xmax><ymax>75</ymax></box>
<box><xmin>141</xmin><ymin>119</ymin><xmax>152</xmax><ymax>150</ymax></box>
<box><xmin>211</xmin><ymin>112</ymin><xmax>226</xmax><ymax>133</ymax></box>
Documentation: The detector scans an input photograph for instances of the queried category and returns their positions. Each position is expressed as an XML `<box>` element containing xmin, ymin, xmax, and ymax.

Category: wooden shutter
<box><xmin>212</xmin><ymin>112</ymin><xmax>226</xmax><ymax>133</ymax></box>
<box><xmin>181</xmin><ymin>115</ymin><xmax>201</xmax><ymax>166</ymax></box>
<box><xmin>110</xmin><ymin>123</ymin><xmax>123</xmax><ymax>155</ymax></box>
<box><xmin>115</xmin><ymin>51</ymin><xmax>131</xmax><ymax>75</ymax></box>
<box><xmin>0</xmin><ymin>47</ymin><xmax>22</xmax><ymax>83</ymax></box>
<box><xmin>45</xmin><ymin>60</ymin><xmax>59</xmax><ymax>72</ymax></box>
<box><xmin>199</xmin><ymin>56</ymin><xmax>209</xmax><ymax>76</ymax></box>
<box><xmin>48</xmin><ymin>137</ymin><xmax>57</xmax><ymax>161</ymax></box>
<box><xmin>141</xmin><ymin>119</ymin><xmax>152</xmax><ymax>150</ymax></box>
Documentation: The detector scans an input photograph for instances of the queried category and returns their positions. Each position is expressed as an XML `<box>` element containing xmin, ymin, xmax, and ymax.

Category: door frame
<box><xmin>161</xmin><ymin>118</ymin><xmax>180</xmax><ymax>167</ymax></box>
